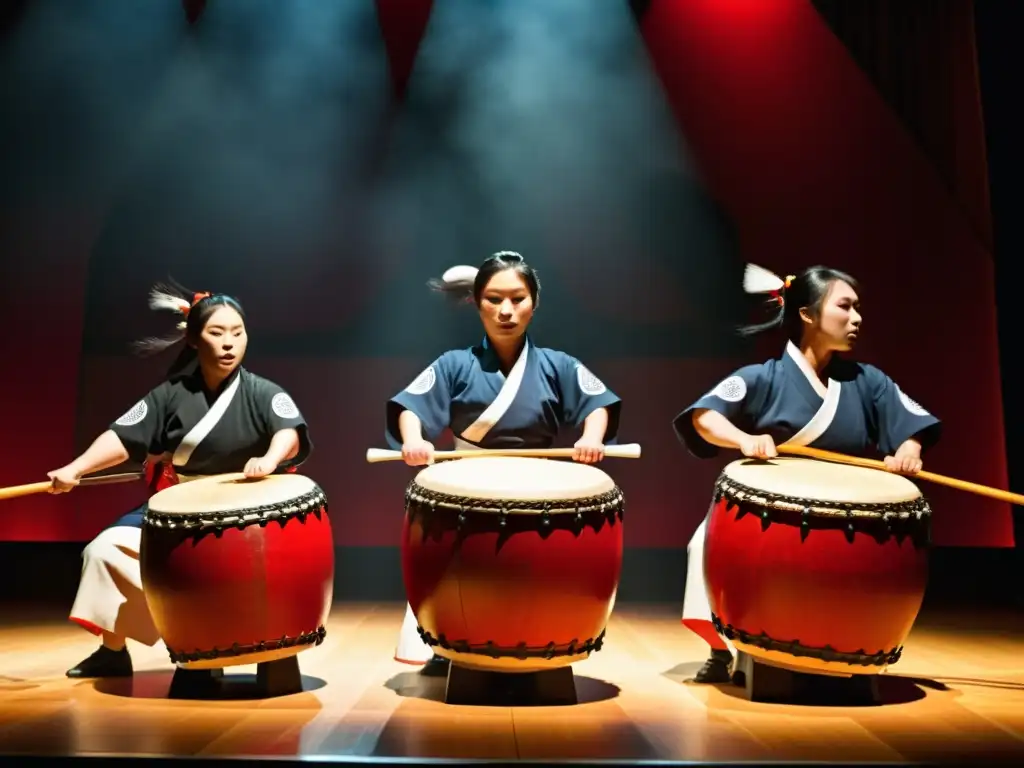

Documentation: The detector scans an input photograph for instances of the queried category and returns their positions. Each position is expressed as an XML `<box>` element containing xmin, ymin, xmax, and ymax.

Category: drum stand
<box><xmin>732</xmin><ymin>651</ymin><xmax>881</xmax><ymax>706</ymax></box>
<box><xmin>444</xmin><ymin>664</ymin><xmax>578</xmax><ymax>707</ymax></box>
<box><xmin>167</xmin><ymin>657</ymin><xmax>304</xmax><ymax>700</ymax></box>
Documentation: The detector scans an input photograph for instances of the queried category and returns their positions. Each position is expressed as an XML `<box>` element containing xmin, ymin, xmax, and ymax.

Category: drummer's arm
<box><xmin>691</xmin><ymin>409</ymin><xmax>752</xmax><ymax>449</ymax></box>
<box><xmin>398</xmin><ymin>410</ymin><xmax>426</xmax><ymax>443</ymax></box>
<box><xmin>264</xmin><ymin>429</ymin><xmax>300</xmax><ymax>466</ymax></box>
<box><xmin>62</xmin><ymin>431</ymin><xmax>131</xmax><ymax>478</ymax></box>
<box><xmin>581</xmin><ymin>407</ymin><xmax>609</xmax><ymax>443</ymax></box>
<box><xmin>896</xmin><ymin>437</ymin><xmax>922</xmax><ymax>455</ymax></box>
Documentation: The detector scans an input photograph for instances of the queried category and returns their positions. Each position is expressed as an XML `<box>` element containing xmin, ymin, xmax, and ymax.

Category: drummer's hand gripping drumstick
<box><xmin>0</xmin><ymin>472</ymin><xmax>144</xmax><ymax>502</ymax></box>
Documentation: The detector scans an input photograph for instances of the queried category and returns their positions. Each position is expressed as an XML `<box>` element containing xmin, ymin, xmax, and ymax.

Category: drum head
<box><xmin>414</xmin><ymin>457</ymin><xmax>615</xmax><ymax>501</ymax></box>
<box><xmin>148</xmin><ymin>473</ymin><xmax>320</xmax><ymax>515</ymax></box>
<box><xmin>722</xmin><ymin>457</ymin><xmax>921</xmax><ymax>504</ymax></box>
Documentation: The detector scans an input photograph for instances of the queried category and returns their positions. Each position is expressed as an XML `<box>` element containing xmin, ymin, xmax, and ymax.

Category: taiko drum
<box><xmin>401</xmin><ymin>456</ymin><xmax>624</xmax><ymax>673</ymax></box>
<box><xmin>703</xmin><ymin>457</ymin><xmax>930</xmax><ymax>676</ymax></box>
<box><xmin>141</xmin><ymin>473</ymin><xmax>335</xmax><ymax>670</ymax></box>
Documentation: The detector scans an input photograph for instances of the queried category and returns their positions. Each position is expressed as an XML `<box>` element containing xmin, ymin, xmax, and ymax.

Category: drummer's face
<box><xmin>815</xmin><ymin>280</ymin><xmax>861</xmax><ymax>351</ymax></box>
<box><xmin>197</xmin><ymin>306</ymin><xmax>247</xmax><ymax>375</ymax></box>
<box><xmin>478</xmin><ymin>269</ymin><xmax>535</xmax><ymax>342</ymax></box>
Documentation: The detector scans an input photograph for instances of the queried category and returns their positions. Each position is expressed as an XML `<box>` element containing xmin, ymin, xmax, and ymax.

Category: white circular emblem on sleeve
<box><xmin>711</xmin><ymin>376</ymin><xmax>746</xmax><ymax>403</ymax></box>
<box><xmin>405</xmin><ymin>365</ymin><xmax>436</xmax><ymax>395</ymax></box>
<box><xmin>115</xmin><ymin>400</ymin><xmax>148</xmax><ymax>426</ymax></box>
<box><xmin>895</xmin><ymin>384</ymin><xmax>929</xmax><ymax>416</ymax></box>
<box><xmin>576</xmin><ymin>364</ymin><xmax>607</xmax><ymax>396</ymax></box>
<box><xmin>271</xmin><ymin>392</ymin><xmax>299</xmax><ymax>419</ymax></box>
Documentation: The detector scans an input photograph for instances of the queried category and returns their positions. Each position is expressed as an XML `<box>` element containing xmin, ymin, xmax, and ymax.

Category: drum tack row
<box><xmin>134</xmin><ymin>448</ymin><xmax>935</xmax><ymax>706</ymax></box>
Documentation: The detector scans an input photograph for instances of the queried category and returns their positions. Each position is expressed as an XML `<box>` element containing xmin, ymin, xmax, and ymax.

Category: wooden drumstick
<box><xmin>776</xmin><ymin>444</ymin><xmax>1024</xmax><ymax>506</ymax></box>
<box><xmin>0</xmin><ymin>472</ymin><xmax>145</xmax><ymax>502</ymax></box>
<box><xmin>365</xmin><ymin>443</ymin><xmax>642</xmax><ymax>464</ymax></box>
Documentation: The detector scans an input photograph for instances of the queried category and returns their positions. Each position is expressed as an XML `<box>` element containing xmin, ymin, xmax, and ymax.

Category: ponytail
<box><xmin>131</xmin><ymin>280</ymin><xmax>208</xmax><ymax>354</ymax></box>
<box><xmin>427</xmin><ymin>250</ymin><xmax>541</xmax><ymax>307</ymax></box>
<box><xmin>427</xmin><ymin>265</ymin><xmax>479</xmax><ymax>303</ymax></box>
<box><xmin>736</xmin><ymin>263</ymin><xmax>859</xmax><ymax>343</ymax></box>
<box><xmin>737</xmin><ymin>263</ymin><xmax>793</xmax><ymax>337</ymax></box>
<box><xmin>128</xmin><ymin>277</ymin><xmax>240</xmax><ymax>379</ymax></box>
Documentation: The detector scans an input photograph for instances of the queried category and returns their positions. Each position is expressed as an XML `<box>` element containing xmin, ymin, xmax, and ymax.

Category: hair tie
<box><xmin>775</xmin><ymin>275</ymin><xmax>795</xmax><ymax>306</ymax></box>
<box><xmin>742</xmin><ymin>264</ymin><xmax>794</xmax><ymax>308</ymax></box>
<box><xmin>184</xmin><ymin>292</ymin><xmax>211</xmax><ymax>316</ymax></box>
<box><xmin>146</xmin><ymin>286</ymin><xmax>212</xmax><ymax>333</ymax></box>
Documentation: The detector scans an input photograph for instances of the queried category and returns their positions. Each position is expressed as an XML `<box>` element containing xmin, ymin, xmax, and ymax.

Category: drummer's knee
<box><xmin>82</xmin><ymin>532</ymin><xmax>117</xmax><ymax>566</ymax></box>
<box><xmin>82</xmin><ymin>527</ymin><xmax>139</xmax><ymax>566</ymax></box>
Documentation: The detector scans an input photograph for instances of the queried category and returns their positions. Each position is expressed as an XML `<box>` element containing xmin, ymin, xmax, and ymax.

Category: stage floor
<box><xmin>0</xmin><ymin>602</ymin><xmax>1021</xmax><ymax>764</ymax></box>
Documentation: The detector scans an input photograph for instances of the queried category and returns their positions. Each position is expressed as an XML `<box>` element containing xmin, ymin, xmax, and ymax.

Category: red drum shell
<box><xmin>402</xmin><ymin>485</ymin><xmax>624</xmax><ymax>672</ymax></box>
<box><xmin>704</xmin><ymin>476</ymin><xmax>929</xmax><ymax>675</ymax></box>
<box><xmin>140</xmin><ymin>482</ymin><xmax>334</xmax><ymax>670</ymax></box>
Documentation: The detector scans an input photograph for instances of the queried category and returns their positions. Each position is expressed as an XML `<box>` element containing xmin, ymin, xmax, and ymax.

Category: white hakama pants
<box><xmin>394</xmin><ymin>602</ymin><xmax>434</xmax><ymax>664</ymax></box>
<box><xmin>394</xmin><ymin>438</ymin><xmax>482</xmax><ymax>665</ymax></box>
<box><xmin>68</xmin><ymin>526</ymin><xmax>161</xmax><ymax>647</ymax></box>
<box><xmin>681</xmin><ymin>515</ymin><xmax>735</xmax><ymax>654</ymax></box>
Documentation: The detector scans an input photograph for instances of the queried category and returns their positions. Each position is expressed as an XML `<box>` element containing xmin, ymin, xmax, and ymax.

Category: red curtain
<box><xmin>635</xmin><ymin>0</ymin><xmax>1012</xmax><ymax>547</ymax></box>
<box><xmin>811</xmin><ymin>0</ymin><xmax>992</xmax><ymax>251</ymax></box>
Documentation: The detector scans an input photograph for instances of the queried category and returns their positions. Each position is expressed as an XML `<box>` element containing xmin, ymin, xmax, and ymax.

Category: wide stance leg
<box><xmin>681</xmin><ymin>516</ymin><xmax>735</xmax><ymax>683</ymax></box>
<box><xmin>67</xmin><ymin>526</ymin><xmax>161</xmax><ymax>678</ymax></box>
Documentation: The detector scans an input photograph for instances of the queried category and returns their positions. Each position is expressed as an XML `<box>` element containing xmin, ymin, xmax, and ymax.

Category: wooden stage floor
<box><xmin>0</xmin><ymin>602</ymin><xmax>1022</xmax><ymax>765</ymax></box>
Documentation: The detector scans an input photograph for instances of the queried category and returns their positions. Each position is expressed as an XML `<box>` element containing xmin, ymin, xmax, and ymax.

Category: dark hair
<box><xmin>131</xmin><ymin>277</ymin><xmax>246</xmax><ymax>377</ymax></box>
<box><xmin>738</xmin><ymin>265</ymin><xmax>860</xmax><ymax>343</ymax></box>
<box><xmin>428</xmin><ymin>251</ymin><xmax>541</xmax><ymax>307</ymax></box>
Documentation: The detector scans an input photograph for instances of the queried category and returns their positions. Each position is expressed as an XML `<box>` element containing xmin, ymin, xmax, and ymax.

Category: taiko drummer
<box><xmin>384</xmin><ymin>251</ymin><xmax>624</xmax><ymax>672</ymax></box>
<box><xmin>671</xmin><ymin>263</ymin><xmax>942</xmax><ymax>684</ymax></box>
<box><xmin>46</xmin><ymin>281</ymin><xmax>313</xmax><ymax>680</ymax></box>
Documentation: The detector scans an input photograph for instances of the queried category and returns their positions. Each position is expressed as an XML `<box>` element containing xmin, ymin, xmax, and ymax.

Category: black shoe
<box><xmin>419</xmin><ymin>654</ymin><xmax>450</xmax><ymax>677</ymax></box>
<box><xmin>693</xmin><ymin>649</ymin><xmax>733</xmax><ymax>684</ymax></box>
<box><xmin>66</xmin><ymin>645</ymin><xmax>133</xmax><ymax>678</ymax></box>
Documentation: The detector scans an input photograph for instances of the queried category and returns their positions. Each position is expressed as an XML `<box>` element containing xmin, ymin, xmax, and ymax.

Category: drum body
<box><xmin>402</xmin><ymin>457</ymin><xmax>624</xmax><ymax>673</ymax></box>
<box><xmin>704</xmin><ymin>457</ymin><xmax>930</xmax><ymax>677</ymax></box>
<box><xmin>141</xmin><ymin>473</ymin><xmax>334</xmax><ymax>670</ymax></box>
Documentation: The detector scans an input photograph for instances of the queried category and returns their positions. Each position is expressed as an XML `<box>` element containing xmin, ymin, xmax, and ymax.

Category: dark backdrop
<box><xmin>0</xmin><ymin>0</ymin><xmax>1017</xmax><ymax>605</ymax></box>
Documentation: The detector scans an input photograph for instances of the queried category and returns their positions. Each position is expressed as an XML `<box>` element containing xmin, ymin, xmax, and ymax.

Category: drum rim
<box><xmin>720</xmin><ymin>460</ymin><xmax>929</xmax><ymax>507</ymax></box>
<box><xmin>165</xmin><ymin>625</ymin><xmax>327</xmax><ymax>665</ymax></box>
<box><xmin>715</xmin><ymin>475</ymin><xmax>931</xmax><ymax>520</ymax></box>
<box><xmin>710</xmin><ymin>612</ymin><xmax>903</xmax><ymax>668</ymax></box>
<box><xmin>405</xmin><ymin>481</ymin><xmax>624</xmax><ymax>516</ymax></box>
<box><xmin>416</xmin><ymin>624</ymin><xmax>607</xmax><ymax>661</ymax></box>
<box><xmin>143</xmin><ymin>486</ymin><xmax>328</xmax><ymax>531</ymax></box>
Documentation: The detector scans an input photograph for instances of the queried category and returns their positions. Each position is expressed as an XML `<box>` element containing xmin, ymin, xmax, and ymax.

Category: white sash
<box><xmin>779</xmin><ymin>341</ymin><xmax>841</xmax><ymax>448</ymax></box>
<box><xmin>458</xmin><ymin>339</ymin><xmax>530</xmax><ymax>445</ymax></box>
<box><xmin>172</xmin><ymin>373</ymin><xmax>242</xmax><ymax>467</ymax></box>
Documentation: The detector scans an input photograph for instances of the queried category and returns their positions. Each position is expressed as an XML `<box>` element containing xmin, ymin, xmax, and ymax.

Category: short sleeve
<box><xmin>254</xmin><ymin>378</ymin><xmax>312</xmax><ymax>470</ymax></box>
<box><xmin>386</xmin><ymin>354</ymin><xmax>455</xmax><ymax>448</ymax></box>
<box><xmin>671</xmin><ymin>364</ymin><xmax>769</xmax><ymax>459</ymax></box>
<box><xmin>866</xmin><ymin>366</ymin><xmax>942</xmax><ymax>456</ymax></box>
<box><xmin>108</xmin><ymin>386</ymin><xmax>168</xmax><ymax>464</ymax></box>
<box><xmin>554</xmin><ymin>353</ymin><xmax>622</xmax><ymax>445</ymax></box>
